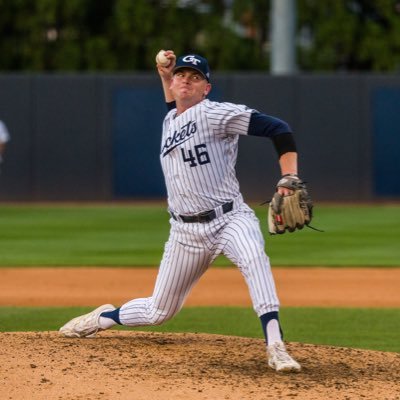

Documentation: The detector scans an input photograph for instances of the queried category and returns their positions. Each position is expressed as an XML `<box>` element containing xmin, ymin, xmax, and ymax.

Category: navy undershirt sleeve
<box><xmin>248</xmin><ymin>112</ymin><xmax>297</xmax><ymax>156</ymax></box>
<box><xmin>272</xmin><ymin>133</ymin><xmax>297</xmax><ymax>156</ymax></box>
<box><xmin>167</xmin><ymin>101</ymin><xmax>176</xmax><ymax>111</ymax></box>
<box><xmin>248</xmin><ymin>111</ymin><xmax>292</xmax><ymax>137</ymax></box>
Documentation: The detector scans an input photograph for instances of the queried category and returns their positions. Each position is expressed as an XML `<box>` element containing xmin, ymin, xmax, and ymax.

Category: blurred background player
<box><xmin>0</xmin><ymin>120</ymin><xmax>10</xmax><ymax>172</ymax></box>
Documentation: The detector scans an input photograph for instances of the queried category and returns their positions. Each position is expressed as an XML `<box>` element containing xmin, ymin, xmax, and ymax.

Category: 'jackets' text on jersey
<box><xmin>161</xmin><ymin>120</ymin><xmax>197</xmax><ymax>157</ymax></box>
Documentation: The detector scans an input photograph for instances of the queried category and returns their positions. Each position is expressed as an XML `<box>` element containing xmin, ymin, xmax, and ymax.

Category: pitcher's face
<box><xmin>170</xmin><ymin>68</ymin><xmax>211</xmax><ymax>105</ymax></box>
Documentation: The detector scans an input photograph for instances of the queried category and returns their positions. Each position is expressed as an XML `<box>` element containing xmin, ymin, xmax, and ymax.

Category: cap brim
<box><xmin>173</xmin><ymin>66</ymin><xmax>209</xmax><ymax>81</ymax></box>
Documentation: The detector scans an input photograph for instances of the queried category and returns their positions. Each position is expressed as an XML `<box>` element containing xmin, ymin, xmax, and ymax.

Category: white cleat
<box><xmin>59</xmin><ymin>304</ymin><xmax>116</xmax><ymax>338</ymax></box>
<box><xmin>267</xmin><ymin>342</ymin><xmax>301</xmax><ymax>372</ymax></box>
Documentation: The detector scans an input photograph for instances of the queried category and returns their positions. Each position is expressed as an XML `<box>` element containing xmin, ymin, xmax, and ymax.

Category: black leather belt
<box><xmin>171</xmin><ymin>201</ymin><xmax>233</xmax><ymax>223</ymax></box>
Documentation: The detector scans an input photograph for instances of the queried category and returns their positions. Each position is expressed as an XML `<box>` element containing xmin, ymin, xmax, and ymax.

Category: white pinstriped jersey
<box><xmin>118</xmin><ymin>99</ymin><xmax>281</xmax><ymax>328</ymax></box>
<box><xmin>160</xmin><ymin>99</ymin><xmax>256</xmax><ymax>215</ymax></box>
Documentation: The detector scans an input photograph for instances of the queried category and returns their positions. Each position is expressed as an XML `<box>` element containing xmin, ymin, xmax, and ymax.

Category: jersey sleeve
<box><xmin>204</xmin><ymin>101</ymin><xmax>253</xmax><ymax>136</ymax></box>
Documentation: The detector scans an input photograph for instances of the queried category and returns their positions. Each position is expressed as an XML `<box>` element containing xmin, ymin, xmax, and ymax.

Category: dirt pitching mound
<box><xmin>2</xmin><ymin>331</ymin><xmax>399</xmax><ymax>400</ymax></box>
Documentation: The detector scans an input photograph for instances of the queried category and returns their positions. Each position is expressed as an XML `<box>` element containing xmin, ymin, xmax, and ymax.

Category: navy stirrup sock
<box><xmin>100</xmin><ymin>308</ymin><xmax>122</xmax><ymax>325</ymax></box>
<box><xmin>259</xmin><ymin>311</ymin><xmax>283</xmax><ymax>344</ymax></box>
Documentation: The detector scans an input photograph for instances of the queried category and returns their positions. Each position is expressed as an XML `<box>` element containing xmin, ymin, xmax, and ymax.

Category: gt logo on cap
<box><xmin>182</xmin><ymin>55</ymin><xmax>201</xmax><ymax>65</ymax></box>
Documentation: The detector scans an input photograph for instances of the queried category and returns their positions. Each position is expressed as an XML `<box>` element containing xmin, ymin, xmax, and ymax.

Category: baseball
<box><xmin>156</xmin><ymin>50</ymin><xmax>170</xmax><ymax>67</ymax></box>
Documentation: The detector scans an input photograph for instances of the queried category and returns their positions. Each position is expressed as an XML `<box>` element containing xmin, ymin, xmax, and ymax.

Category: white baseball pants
<box><xmin>119</xmin><ymin>202</ymin><xmax>280</xmax><ymax>326</ymax></box>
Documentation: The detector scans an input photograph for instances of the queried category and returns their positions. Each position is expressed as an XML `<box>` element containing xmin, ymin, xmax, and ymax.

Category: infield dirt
<box><xmin>1</xmin><ymin>267</ymin><xmax>399</xmax><ymax>400</ymax></box>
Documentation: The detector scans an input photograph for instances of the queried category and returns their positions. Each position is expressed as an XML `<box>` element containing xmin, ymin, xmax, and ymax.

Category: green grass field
<box><xmin>1</xmin><ymin>306</ymin><xmax>399</xmax><ymax>352</ymax></box>
<box><xmin>0</xmin><ymin>203</ymin><xmax>399</xmax><ymax>266</ymax></box>
<box><xmin>0</xmin><ymin>203</ymin><xmax>399</xmax><ymax>352</ymax></box>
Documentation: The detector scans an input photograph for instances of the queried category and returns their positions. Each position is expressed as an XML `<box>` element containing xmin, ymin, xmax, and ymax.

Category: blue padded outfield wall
<box><xmin>0</xmin><ymin>73</ymin><xmax>399</xmax><ymax>202</ymax></box>
<box><xmin>112</xmin><ymin>88</ymin><xmax>166</xmax><ymax>198</ymax></box>
<box><xmin>112</xmin><ymin>86</ymin><xmax>222</xmax><ymax>198</ymax></box>
<box><xmin>371</xmin><ymin>88</ymin><xmax>400</xmax><ymax>197</ymax></box>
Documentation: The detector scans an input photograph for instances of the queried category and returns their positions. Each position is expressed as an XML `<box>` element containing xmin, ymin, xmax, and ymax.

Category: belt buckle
<box><xmin>197</xmin><ymin>209</ymin><xmax>215</xmax><ymax>223</ymax></box>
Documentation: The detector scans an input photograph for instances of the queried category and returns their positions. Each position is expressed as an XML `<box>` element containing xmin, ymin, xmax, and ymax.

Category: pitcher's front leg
<box><xmin>119</xmin><ymin>236</ymin><xmax>212</xmax><ymax>326</ymax></box>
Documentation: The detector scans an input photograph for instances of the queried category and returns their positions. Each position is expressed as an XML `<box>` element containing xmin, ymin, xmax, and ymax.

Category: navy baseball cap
<box><xmin>173</xmin><ymin>54</ymin><xmax>210</xmax><ymax>82</ymax></box>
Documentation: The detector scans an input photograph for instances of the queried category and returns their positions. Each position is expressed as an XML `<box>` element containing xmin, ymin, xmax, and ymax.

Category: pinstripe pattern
<box><xmin>119</xmin><ymin>203</ymin><xmax>279</xmax><ymax>326</ymax></box>
<box><xmin>160</xmin><ymin>99</ymin><xmax>253</xmax><ymax>215</ymax></box>
<box><xmin>118</xmin><ymin>98</ymin><xmax>280</xmax><ymax>327</ymax></box>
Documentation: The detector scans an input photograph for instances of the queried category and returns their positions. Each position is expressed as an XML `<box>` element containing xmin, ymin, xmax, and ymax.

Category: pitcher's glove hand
<box><xmin>268</xmin><ymin>174</ymin><xmax>313</xmax><ymax>234</ymax></box>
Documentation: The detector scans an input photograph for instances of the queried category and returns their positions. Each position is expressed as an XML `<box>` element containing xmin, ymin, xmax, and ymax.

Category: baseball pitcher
<box><xmin>59</xmin><ymin>51</ymin><xmax>314</xmax><ymax>373</ymax></box>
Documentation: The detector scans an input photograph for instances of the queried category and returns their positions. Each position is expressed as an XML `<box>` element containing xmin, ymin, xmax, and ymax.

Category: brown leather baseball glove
<box><xmin>268</xmin><ymin>174</ymin><xmax>313</xmax><ymax>235</ymax></box>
